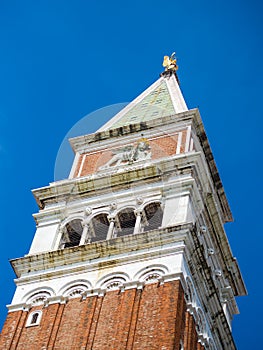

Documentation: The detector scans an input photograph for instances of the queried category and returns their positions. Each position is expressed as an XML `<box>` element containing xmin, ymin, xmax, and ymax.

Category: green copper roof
<box><xmin>111</xmin><ymin>79</ymin><xmax>176</xmax><ymax>128</ymax></box>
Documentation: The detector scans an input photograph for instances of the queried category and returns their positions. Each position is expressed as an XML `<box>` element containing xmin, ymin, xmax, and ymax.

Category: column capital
<box><xmin>134</xmin><ymin>209</ymin><xmax>143</xmax><ymax>216</ymax></box>
<box><xmin>107</xmin><ymin>215</ymin><xmax>116</xmax><ymax>222</ymax></box>
<box><xmin>82</xmin><ymin>219</ymin><xmax>89</xmax><ymax>227</ymax></box>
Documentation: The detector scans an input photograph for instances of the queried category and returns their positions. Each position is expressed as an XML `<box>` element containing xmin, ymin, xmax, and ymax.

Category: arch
<box><xmin>96</xmin><ymin>272</ymin><xmax>130</xmax><ymax>290</ymax></box>
<box><xmin>134</xmin><ymin>264</ymin><xmax>168</xmax><ymax>283</ymax></box>
<box><xmin>26</xmin><ymin>291</ymin><xmax>51</xmax><ymax>305</ymax></box>
<box><xmin>143</xmin><ymin>201</ymin><xmax>163</xmax><ymax>231</ymax></box>
<box><xmin>59</xmin><ymin>219</ymin><xmax>83</xmax><ymax>248</ymax></box>
<box><xmin>89</xmin><ymin>213</ymin><xmax>110</xmax><ymax>243</ymax></box>
<box><xmin>64</xmin><ymin>284</ymin><xmax>89</xmax><ymax>298</ymax></box>
<box><xmin>59</xmin><ymin>279</ymin><xmax>92</xmax><ymax>297</ymax></box>
<box><xmin>26</xmin><ymin>310</ymin><xmax>42</xmax><ymax>327</ymax></box>
<box><xmin>103</xmin><ymin>277</ymin><xmax>127</xmax><ymax>291</ymax></box>
<box><xmin>141</xmin><ymin>199</ymin><xmax>162</xmax><ymax>208</ymax></box>
<box><xmin>60</xmin><ymin>214</ymin><xmax>84</xmax><ymax>227</ymax></box>
<box><xmin>23</xmin><ymin>287</ymin><xmax>55</xmax><ymax>305</ymax></box>
<box><xmin>185</xmin><ymin>276</ymin><xmax>196</xmax><ymax>305</ymax></box>
<box><xmin>116</xmin><ymin>207</ymin><xmax>136</xmax><ymax>236</ymax></box>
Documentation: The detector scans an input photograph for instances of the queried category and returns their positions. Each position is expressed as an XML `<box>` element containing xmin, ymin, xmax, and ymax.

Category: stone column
<box><xmin>107</xmin><ymin>216</ymin><xmax>115</xmax><ymax>240</ymax></box>
<box><xmin>134</xmin><ymin>210</ymin><xmax>142</xmax><ymax>234</ymax></box>
<box><xmin>80</xmin><ymin>221</ymin><xmax>89</xmax><ymax>245</ymax></box>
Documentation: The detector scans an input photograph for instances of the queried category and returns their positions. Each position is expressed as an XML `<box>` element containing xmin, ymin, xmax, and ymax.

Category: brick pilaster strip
<box><xmin>126</xmin><ymin>288</ymin><xmax>142</xmax><ymax>350</ymax></box>
<box><xmin>0</xmin><ymin>311</ymin><xmax>23</xmax><ymax>350</ymax></box>
<box><xmin>85</xmin><ymin>296</ymin><xmax>103</xmax><ymax>349</ymax></box>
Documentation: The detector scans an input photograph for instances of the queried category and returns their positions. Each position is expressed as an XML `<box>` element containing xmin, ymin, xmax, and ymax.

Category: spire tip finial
<box><xmin>161</xmin><ymin>52</ymin><xmax>180</xmax><ymax>83</ymax></box>
<box><xmin>162</xmin><ymin>52</ymin><xmax>178</xmax><ymax>72</ymax></box>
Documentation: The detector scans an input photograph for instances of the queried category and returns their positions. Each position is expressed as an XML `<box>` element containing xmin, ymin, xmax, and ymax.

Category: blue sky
<box><xmin>0</xmin><ymin>1</ymin><xmax>262</xmax><ymax>348</ymax></box>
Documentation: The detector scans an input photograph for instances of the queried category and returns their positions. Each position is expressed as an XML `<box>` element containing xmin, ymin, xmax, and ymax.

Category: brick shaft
<box><xmin>0</xmin><ymin>281</ymin><xmax>203</xmax><ymax>350</ymax></box>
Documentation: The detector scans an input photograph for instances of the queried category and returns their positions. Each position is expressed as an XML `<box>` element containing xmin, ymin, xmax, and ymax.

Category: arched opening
<box><xmin>60</xmin><ymin>219</ymin><xmax>83</xmax><ymax>248</ymax></box>
<box><xmin>89</xmin><ymin>213</ymin><xmax>109</xmax><ymax>243</ymax></box>
<box><xmin>117</xmin><ymin>208</ymin><xmax>136</xmax><ymax>236</ymax></box>
<box><xmin>26</xmin><ymin>311</ymin><xmax>42</xmax><ymax>327</ymax></box>
<box><xmin>143</xmin><ymin>202</ymin><xmax>163</xmax><ymax>231</ymax></box>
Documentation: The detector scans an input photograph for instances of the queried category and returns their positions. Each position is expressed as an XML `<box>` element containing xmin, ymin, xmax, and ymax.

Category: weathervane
<box><xmin>162</xmin><ymin>52</ymin><xmax>178</xmax><ymax>72</ymax></box>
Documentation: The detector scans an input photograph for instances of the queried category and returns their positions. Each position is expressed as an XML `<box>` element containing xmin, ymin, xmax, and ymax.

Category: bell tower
<box><xmin>0</xmin><ymin>56</ymin><xmax>246</xmax><ymax>350</ymax></box>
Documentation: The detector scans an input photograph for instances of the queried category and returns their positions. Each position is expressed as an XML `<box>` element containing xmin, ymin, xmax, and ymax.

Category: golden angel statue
<box><xmin>162</xmin><ymin>52</ymin><xmax>178</xmax><ymax>72</ymax></box>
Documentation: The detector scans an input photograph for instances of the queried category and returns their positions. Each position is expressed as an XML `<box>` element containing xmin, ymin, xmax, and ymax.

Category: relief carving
<box><xmin>99</xmin><ymin>138</ymin><xmax>151</xmax><ymax>170</ymax></box>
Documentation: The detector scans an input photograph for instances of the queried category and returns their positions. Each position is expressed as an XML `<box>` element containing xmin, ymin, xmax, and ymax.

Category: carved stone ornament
<box><xmin>110</xmin><ymin>202</ymin><xmax>117</xmax><ymax>210</ymax></box>
<box><xmin>99</xmin><ymin>138</ymin><xmax>151</xmax><ymax>170</ymax></box>
<box><xmin>136</xmin><ymin>197</ymin><xmax>143</xmax><ymax>205</ymax></box>
<box><xmin>85</xmin><ymin>207</ymin><xmax>92</xmax><ymax>216</ymax></box>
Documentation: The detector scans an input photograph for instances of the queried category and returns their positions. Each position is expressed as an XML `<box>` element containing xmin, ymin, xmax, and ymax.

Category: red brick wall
<box><xmin>184</xmin><ymin>311</ymin><xmax>200</xmax><ymax>350</ymax></box>
<box><xmin>0</xmin><ymin>310</ymin><xmax>24</xmax><ymax>349</ymax></box>
<box><xmin>74</xmin><ymin>130</ymin><xmax>188</xmax><ymax>177</ymax></box>
<box><xmin>0</xmin><ymin>280</ymin><xmax>203</xmax><ymax>350</ymax></box>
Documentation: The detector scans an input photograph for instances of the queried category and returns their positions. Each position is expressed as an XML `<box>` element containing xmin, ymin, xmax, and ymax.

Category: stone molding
<box><xmin>12</xmin><ymin>224</ymin><xmax>190</xmax><ymax>279</ymax></box>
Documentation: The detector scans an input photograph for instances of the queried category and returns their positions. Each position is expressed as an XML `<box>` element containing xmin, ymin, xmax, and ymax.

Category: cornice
<box><xmin>32</xmin><ymin>151</ymin><xmax>201</xmax><ymax>210</ymax></box>
<box><xmin>69</xmin><ymin>111</ymin><xmax>194</xmax><ymax>155</ymax></box>
<box><xmin>32</xmin><ymin>163</ymin><xmax>161</xmax><ymax>209</ymax></box>
<box><xmin>191</xmin><ymin>110</ymin><xmax>233</xmax><ymax>222</ymax></box>
<box><xmin>69</xmin><ymin>106</ymin><xmax>193</xmax><ymax>155</ymax></box>
<box><xmin>11</xmin><ymin>223</ymin><xmax>192</xmax><ymax>279</ymax></box>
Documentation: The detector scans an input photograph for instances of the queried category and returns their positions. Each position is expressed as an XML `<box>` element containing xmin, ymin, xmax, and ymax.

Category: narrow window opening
<box><xmin>60</xmin><ymin>219</ymin><xmax>83</xmax><ymax>248</ymax></box>
<box><xmin>26</xmin><ymin>311</ymin><xmax>42</xmax><ymax>327</ymax></box>
<box><xmin>144</xmin><ymin>202</ymin><xmax>163</xmax><ymax>231</ymax></box>
<box><xmin>117</xmin><ymin>209</ymin><xmax>136</xmax><ymax>236</ymax></box>
<box><xmin>90</xmin><ymin>214</ymin><xmax>109</xmax><ymax>243</ymax></box>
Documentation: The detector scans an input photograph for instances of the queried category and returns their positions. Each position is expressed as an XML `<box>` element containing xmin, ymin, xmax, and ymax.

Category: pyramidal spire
<box><xmin>98</xmin><ymin>53</ymin><xmax>188</xmax><ymax>132</ymax></box>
